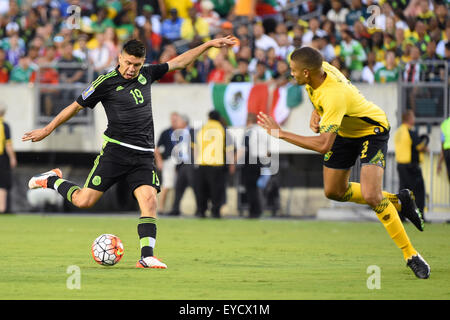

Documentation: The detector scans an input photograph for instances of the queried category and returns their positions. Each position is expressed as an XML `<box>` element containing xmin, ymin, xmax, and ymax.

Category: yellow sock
<box><xmin>382</xmin><ymin>191</ymin><xmax>401</xmax><ymax>212</ymax></box>
<box><xmin>372</xmin><ymin>197</ymin><xmax>417</xmax><ymax>260</ymax></box>
<box><xmin>341</xmin><ymin>183</ymin><xmax>402</xmax><ymax>212</ymax></box>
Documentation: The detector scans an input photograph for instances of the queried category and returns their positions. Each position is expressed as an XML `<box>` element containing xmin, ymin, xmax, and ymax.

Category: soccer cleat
<box><xmin>397</xmin><ymin>189</ymin><xmax>424</xmax><ymax>232</ymax></box>
<box><xmin>136</xmin><ymin>256</ymin><xmax>167</xmax><ymax>269</ymax></box>
<box><xmin>406</xmin><ymin>254</ymin><xmax>430</xmax><ymax>279</ymax></box>
<box><xmin>28</xmin><ymin>168</ymin><xmax>62</xmax><ymax>189</ymax></box>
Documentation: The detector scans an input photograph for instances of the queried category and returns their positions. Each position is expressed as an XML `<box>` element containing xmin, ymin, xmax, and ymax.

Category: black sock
<box><xmin>138</xmin><ymin>217</ymin><xmax>157</xmax><ymax>258</ymax></box>
<box><xmin>47</xmin><ymin>177</ymin><xmax>80</xmax><ymax>203</ymax></box>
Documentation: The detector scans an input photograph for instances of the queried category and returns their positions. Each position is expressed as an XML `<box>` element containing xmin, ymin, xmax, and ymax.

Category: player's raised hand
<box><xmin>22</xmin><ymin>127</ymin><xmax>50</xmax><ymax>142</ymax></box>
<box><xmin>257</xmin><ymin>112</ymin><xmax>281</xmax><ymax>138</ymax></box>
<box><xmin>209</xmin><ymin>35</ymin><xmax>236</xmax><ymax>49</ymax></box>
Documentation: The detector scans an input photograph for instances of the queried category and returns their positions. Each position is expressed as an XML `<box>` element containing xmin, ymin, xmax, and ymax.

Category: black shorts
<box><xmin>0</xmin><ymin>157</ymin><xmax>11</xmax><ymax>189</ymax></box>
<box><xmin>84</xmin><ymin>142</ymin><xmax>160</xmax><ymax>194</ymax></box>
<box><xmin>323</xmin><ymin>131</ymin><xmax>389</xmax><ymax>170</ymax></box>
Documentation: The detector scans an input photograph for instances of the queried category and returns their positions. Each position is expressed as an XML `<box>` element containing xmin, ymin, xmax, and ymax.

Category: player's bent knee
<box><xmin>363</xmin><ymin>193</ymin><xmax>383</xmax><ymax>208</ymax></box>
<box><xmin>324</xmin><ymin>189</ymin><xmax>346</xmax><ymax>201</ymax></box>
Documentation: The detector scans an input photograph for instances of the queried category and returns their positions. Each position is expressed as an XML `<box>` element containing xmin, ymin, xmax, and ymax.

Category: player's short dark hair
<box><xmin>122</xmin><ymin>39</ymin><xmax>146</xmax><ymax>58</ymax></box>
<box><xmin>290</xmin><ymin>46</ymin><xmax>323</xmax><ymax>70</ymax></box>
<box><xmin>209</xmin><ymin>110</ymin><xmax>221</xmax><ymax>121</ymax></box>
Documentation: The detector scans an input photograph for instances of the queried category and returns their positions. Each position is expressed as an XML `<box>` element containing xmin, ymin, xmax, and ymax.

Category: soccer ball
<box><xmin>91</xmin><ymin>234</ymin><xmax>124</xmax><ymax>266</ymax></box>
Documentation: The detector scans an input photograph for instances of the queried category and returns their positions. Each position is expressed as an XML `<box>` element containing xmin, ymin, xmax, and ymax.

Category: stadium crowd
<box><xmin>0</xmin><ymin>0</ymin><xmax>448</xmax><ymax>86</ymax></box>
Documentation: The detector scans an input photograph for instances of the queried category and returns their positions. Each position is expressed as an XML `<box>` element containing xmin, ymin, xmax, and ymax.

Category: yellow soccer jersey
<box><xmin>306</xmin><ymin>62</ymin><xmax>390</xmax><ymax>138</ymax></box>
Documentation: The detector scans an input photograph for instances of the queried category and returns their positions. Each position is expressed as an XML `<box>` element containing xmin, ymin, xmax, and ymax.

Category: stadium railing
<box><xmin>33</xmin><ymin>62</ymin><xmax>94</xmax><ymax>126</ymax></box>
<box><xmin>398</xmin><ymin>60</ymin><xmax>449</xmax><ymax>125</ymax></box>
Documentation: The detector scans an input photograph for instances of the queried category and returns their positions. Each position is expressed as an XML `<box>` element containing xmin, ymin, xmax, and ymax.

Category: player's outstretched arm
<box><xmin>22</xmin><ymin>101</ymin><xmax>84</xmax><ymax>142</ymax></box>
<box><xmin>257</xmin><ymin>112</ymin><xmax>336</xmax><ymax>154</ymax></box>
<box><xmin>167</xmin><ymin>36</ymin><xmax>236</xmax><ymax>71</ymax></box>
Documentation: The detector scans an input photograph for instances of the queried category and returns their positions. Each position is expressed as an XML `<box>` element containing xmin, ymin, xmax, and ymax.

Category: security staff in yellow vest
<box><xmin>394</xmin><ymin>110</ymin><xmax>428</xmax><ymax>217</ymax></box>
<box><xmin>195</xmin><ymin>110</ymin><xmax>235</xmax><ymax>218</ymax></box>
<box><xmin>437</xmin><ymin>116</ymin><xmax>450</xmax><ymax>182</ymax></box>
<box><xmin>0</xmin><ymin>103</ymin><xmax>17</xmax><ymax>213</ymax></box>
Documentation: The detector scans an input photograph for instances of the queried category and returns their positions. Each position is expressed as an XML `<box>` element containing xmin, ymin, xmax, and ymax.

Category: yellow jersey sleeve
<box><xmin>318</xmin><ymin>88</ymin><xmax>347</xmax><ymax>134</ymax></box>
<box><xmin>307</xmin><ymin>62</ymin><xmax>390</xmax><ymax>138</ymax></box>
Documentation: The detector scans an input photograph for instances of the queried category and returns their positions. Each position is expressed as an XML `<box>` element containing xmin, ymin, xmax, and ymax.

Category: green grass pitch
<box><xmin>1</xmin><ymin>214</ymin><xmax>450</xmax><ymax>300</ymax></box>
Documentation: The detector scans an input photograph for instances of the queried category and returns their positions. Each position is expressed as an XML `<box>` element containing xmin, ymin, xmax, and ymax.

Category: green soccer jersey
<box><xmin>375</xmin><ymin>66</ymin><xmax>399</xmax><ymax>83</ymax></box>
<box><xmin>339</xmin><ymin>39</ymin><xmax>367</xmax><ymax>71</ymax></box>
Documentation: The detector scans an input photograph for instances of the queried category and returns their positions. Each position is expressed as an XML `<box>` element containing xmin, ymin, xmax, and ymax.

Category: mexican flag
<box><xmin>211</xmin><ymin>82</ymin><xmax>302</xmax><ymax>127</ymax></box>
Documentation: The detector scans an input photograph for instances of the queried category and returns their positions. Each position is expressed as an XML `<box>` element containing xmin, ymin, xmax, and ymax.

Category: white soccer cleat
<box><xmin>28</xmin><ymin>168</ymin><xmax>63</xmax><ymax>189</ymax></box>
<box><xmin>136</xmin><ymin>256</ymin><xmax>167</xmax><ymax>269</ymax></box>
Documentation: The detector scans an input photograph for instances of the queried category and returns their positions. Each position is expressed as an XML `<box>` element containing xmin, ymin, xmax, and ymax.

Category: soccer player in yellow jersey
<box><xmin>257</xmin><ymin>46</ymin><xmax>430</xmax><ymax>279</ymax></box>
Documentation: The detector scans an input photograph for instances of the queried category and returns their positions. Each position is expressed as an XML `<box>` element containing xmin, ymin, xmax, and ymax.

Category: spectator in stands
<box><xmin>436</xmin><ymin>22</ymin><xmax>450</xmax><ymax>58</ymax></box>
<box><xmin>104</xmin><ymin>27</ymin><xmax>120</xmax><ymax>66</ymax></box>
<box><xmin>0</xmin><ymin>102</ymin><xmax>17</xmax><ymax>214</ymax></box>
<box><xmin>175</xmin><ymin>60</ymin><xmax>202</xmax><ymax>83</ymax></box>
<box><xmin>5</xmin><ymin>33</ymin><xmax>25</xmax><ymax>66</ymax></box>
<box><xmin>199</xmin><ymin>0</ymin><xmax>221</xmax><ymax>36</ymax></box>
<box><xmin>253</xmin><ymin>59</ymin><xmax>272</xmax><ymax>83</ymax></box>
<box><xmin>311</xmin><ymin>35</ymin><xmax>335</xmax><ymax>63</ymax></box>
<box><xmin>383</xmin><ymin>31</ymin><xmax>397</xmax><ymax>52</ymax></box>
<box><xmin>158</xmin><ymin>43</ymin><xmax>177</xmax><ymax>82</ymax></box>
<box><xmin>346</xmin><ymin>0</ymin><xmax>366</xmax><ymax>30</ymax></box>
<box><xmin>375</xmin><ymin>50</ymin><xmax>400</xmax><ymax>83</ymax></box>
<box><xmin>275</xmin><ymin>33</ymin><xmax>294</xmax><ymax>61</ymax></box>
<box><xmin>30</xmin><ymin>58</ymin><xmax>59</xmax><ymax>116</ymax></box>
<box><xmin>265</xmin><ymin>47</ymin><xmax>277</xmax><ymax>76</ymax></box>
<box><xmin>164</xmin><ymin>0</ymin><xmax>193</xmax><ymax>19</ymax></box>
<box><xmin>435</xmin><ymin>2</ymin><xmax>448</xmax><ymax>31</ymax></box>
<box><xmin>421</xmin><ymin>40</ymin><xmax>444</xmax><ymax>82</ymax></box>
<box><xmin>416</xmin><ymin>0</ymin><xmax>434</xmax><ymax>25</ymax></box>
<box><xmin>339</xmin><ymin>29</ymin><xmax>366</xmax><ymax>81</ymax></box>
<box><xmin>72</xmin><ymin>33</ymin><xmax>89</xmax><ymax>62</ymax></box>
<box><xmin>253</xmin><ymin>23</ymin><xmax>279</xmax><ymax>52</ymax></box>
<box><xmin>361</xmin><ymin>51</ymin><xmax>383</xmax><ymax>84</ymax></box>
<box><xmin>273</xmin><ymin>59</ymin><xmax>289</xmax><ymax>81</ymax></box>
<box><xmin>403</xmin><ymin>45</ymin><xmax>423</xmax><ymax>111</ymax></box>
<box><xmin>9</xmin><ymin>56</ymin><xmax>34</xmax><ymax>82</ymax></box>
<box><xmin>230</xmin><ymin>58</ymin><xmax>251</xmax><ymax>82</ymax></box>
<box><xmin>58</xmin><ymin>41</ymin><xmax>85</xmax><ymax>105</ymax></box>
<box><xmin>138</xmin><ymin>21</ymin><xmax>162</xmax><ymax>64</ymax></box>
<box><xmin>90</xmin><ymin>5</ymin><xmax>115</xmax><ymax>34</ymax></box>
<box><xmin>88</xmin><ymin>32</ymin><xmax>115</xmax><ymax>77</ymax></box>
<box><xmin>27</xmin><ymin>44</ymin><xmax>40</xmax><ymax>69</ymax></box>
<box><xmin>302</xmin><ymin>17</ymin><xmax>327</xmax><ymax>46</ymax></box>
<box><xmin>326</xmin><ymin>0</ymin><xmax>350</xmax><ymax>31</ymax></box>
<box><xmin>0</xmin><ymin>48</ymin><xmax>13</xmax><ymax>83</ymax></box>
<box><xmin>196</xmin><ymin>51</ymin><xmax>214</xmax><ymax>82</ymax></box>
<box><xmin>161</xmin><ymin>8</ymin><xmax>183</xmax><ymax>43</ymax></box>
<box><xmin>210</xmin><ymin>0</ymin><xmax>235</xmax><ymax>19</ymax></box>
<box><xmin>58</xmin><ymin>42</ymin><xmax>84</xmax><ymax>84</ymax></box>
<box><xmin>135</xmin><ymin>4</ymin><xmax>162</xmax><ymax>36</ymax></box>
<box><xmin>394</xmin><ymin>110</ymin><xmax>428</xmax><ymax>218</ymax></box>
<box><xmin>413</xmin><ymin>20</ymin><xmax>431</xmax><ymax>54</ymax></box>
<box><xmin>207</xmin><ymin>53</ymin><xmax>230</xmax><ymax>83</ymax></box>
<box><xmin>230</xmin><ymin>0</ymin><xmax>257</xmax><ymax>24</ymax></box>
<box><xmin>393</xmin><ymin>8</ymin><xmax>409</xmax><ymax>30</ymax></box>
<box><xmin>437</xmin><ymin>115</ymin><xmax>450</xmax><ymax>183</ymax></box>
<box><xmin>353</xmin><ymin>20</ymin><xmax>371</xmax><ymax>50</ymax></box>
<box><xmin>181</xmin><ymin>6</ymin><xmax>210</xmax><ymax>42</ymax></box>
